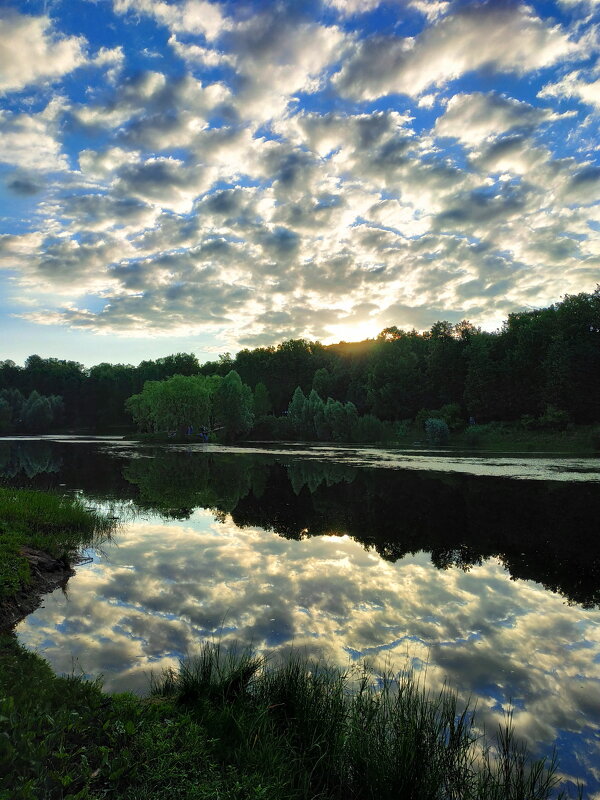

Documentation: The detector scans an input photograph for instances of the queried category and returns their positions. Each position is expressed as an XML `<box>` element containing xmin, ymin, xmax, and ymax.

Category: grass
<box><xmin>452</xmin><ymin>423</ymin><xmax>600</xmax><ymax>453</ymax></box>
<box><xmin>0</xmin><ymin>638</ymin><xmax>583</xmax><ymax>799</ymax></box>
<box><xmin>153</xmin><ymin>643</ymin><xmax>581</xmax><ymax>800</ymax></box>
<box><xmin>0</xmin><ymin>487</ymin><xmax>114</xmax><ymax>599</ymax></box>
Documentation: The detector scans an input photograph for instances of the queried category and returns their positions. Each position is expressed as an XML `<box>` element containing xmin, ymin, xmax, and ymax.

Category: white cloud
<box><xmin>0</xmin><ymin>10</ymin><xmax>86</xmax><ymax>95</ymax></box>
<box><xmin>407</xmin><ymin>0</ymin><xmax>450</xmax><ymax>21</ymax></box>
<box><xmin>113</xmin><ymin>0</ymin><xmax>229</xmax><ymax>40</ymax></box>
<box><xmin>335</xmin><ymin>3</ymin><xmax>578</xmax><ymax>100</ymax></box>
<box><xmin>434</xmin><ymin>92</ymin><xmax>567</xmax><ymax>147</ymax></box>
<box><xmin>324</xmin><ymin>0</ymin><xmax>384</xmax><ymax>15</ymax></box>
<box><xmin>168</xmin><ymin>34</ymin><xmax>234</xmax><ymax>68</ymax></box>
<box><xmin>223</xmin><ymin>13</ymin><xmax>345</xmax><ymax>122</ymax></box>
<box><xmin>0</xmin><ymin>98</ymin><xmax>67</xmax><ymax>172</ymax></box>
<box><xmin>540</xmin><ymin>69</ymin><xmax>600</xmax><ymax>110</ymax></box>
<box><xmin>558</xmin><ymin>0</ymin><xmax>600</xmax><ymax>7</ymax></box>
<box><xmin>73</xmin><ymin>71</ymin><xmax>234</xmax><ymax>151</ymax></box>
<box><xmin>79</xmin><ymin>147</ymin><xmax>142</xmax><ymax>179</ymax></box>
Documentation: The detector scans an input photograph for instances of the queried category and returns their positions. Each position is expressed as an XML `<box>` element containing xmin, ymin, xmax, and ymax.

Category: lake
<box><xmin>2</xmin><ymin>436</ymin><xmax>600</xmax><ymax>797</ymax></box>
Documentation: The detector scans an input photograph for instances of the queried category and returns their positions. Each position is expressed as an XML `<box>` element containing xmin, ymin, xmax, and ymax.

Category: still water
<box><xmin>2</xmin><ymin>437</ymin><xmax>600</xmax><ymax>796</ymax></box>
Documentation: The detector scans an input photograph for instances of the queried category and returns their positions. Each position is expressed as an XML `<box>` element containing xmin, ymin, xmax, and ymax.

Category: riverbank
<box><xmin>0</xmin><ymin>636</ymin><xmax>579</xmax><ymax>800</ymax></box>
<box><xmin>127</xmin><ymin>422</ymin><xmax>600</xmax><ymax>452</ymax></box>
<box><xmin>0</xmin><ymin>487</ymin><xmax>113</xmax><ymax>630</ymax></box>
<box><xmin>449</xmin><ymin>422</ymin><xmax>600</xmax><ymax>452</ymax></box>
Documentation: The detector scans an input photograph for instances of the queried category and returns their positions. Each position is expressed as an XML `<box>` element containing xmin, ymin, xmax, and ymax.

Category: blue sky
<box><xmin>0</xmin><ymin>0</ymin><xmax>599</xmax><ymax>366</ymax></box>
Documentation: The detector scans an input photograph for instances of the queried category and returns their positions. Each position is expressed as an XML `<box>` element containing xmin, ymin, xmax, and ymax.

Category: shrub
<box><xmin>464</xmin><ymin>424</ymin><xmax>489</xmax><ymax>446</ymax></box>
<box><xmin>520</xmin><ymin>414</ymin><xmax>538</xmax><ymax>431</ymax></box>
<box><xmin>537</xmin><ymin>405</ymin><xmax>570</xmax><ymax>432</ymax></box>
<box><xmin>439</xmin><ymin>403</ymin><xmax>465</xmax><ymax>431</ymax></box>
<box><xmin>425</xmin><ymin>418</ymin><xmax>450</xmax><ymax>445</ymax></box>
<box><xmin>416</xmin><ymin>405</ymin><xmax>464</xmax><ymax>432</ymax></box>
<box><xmin>352</xmin><ymin>414</ymin><xmax>386</xmax><ymax>443</ymax></box>
<box><xmin>394</xmin><ymin>419</ymin><xmax>412</xmax><ymax>439</ymax></box>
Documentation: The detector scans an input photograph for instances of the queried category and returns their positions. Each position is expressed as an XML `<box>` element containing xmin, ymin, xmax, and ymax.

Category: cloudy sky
<box><xmin>0</xmin><ymin>0</ymin><xmax>599</xmax><ymax>365</ymax></box>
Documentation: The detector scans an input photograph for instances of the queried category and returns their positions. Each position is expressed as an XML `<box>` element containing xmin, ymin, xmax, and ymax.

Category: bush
<box><xmin>352</xmin><ymin>414</ymin><xmax>386</xmax><ymax>443</ymax></box>
<box><xmin>425</xmin><ymin>418</ymin><xmax>450</xmax><ymax>446</ymax></box>
<box><xmin>416</xmin><ymin>405</ymin><xmax>464</xmax><ymax>432</ymax></box>
<box><xmin>520</xmin><ymin>414</ymin><xmax>538</xmax><ymax>431</ymax></box>
<box><xmin>439</xmin><ymin>403</ymin><xmax>465</xmax><ymax>431</ymax></box>
<box><xmin>395</xmin><ymin>419</ymin><xmax>412</xmax><ymax>439</ymax></box>
<box><xmin>591</xmin><ymin>427</ymin><xmax>600</xmax><ymax>451</ymax></box>
<box><xmin>464</xmin><ymin>424</ymin><xmax>489</xmax><ymax>446</ymax></box>
<box><xmin>537</xmin><ymin>405</ymin><xmax>570</xmax><ymax>432</ymax></box>
<box><xmin>249</xmin><ymin>414</ymin><xmax>294</xmax><ymax>440</ymax></box>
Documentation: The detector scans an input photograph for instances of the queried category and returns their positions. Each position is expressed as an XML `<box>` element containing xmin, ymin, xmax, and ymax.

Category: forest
<box><xmin>0</xmin><ymin>288</ymin><xmax>599</xmax><ymax>439</ymax></box>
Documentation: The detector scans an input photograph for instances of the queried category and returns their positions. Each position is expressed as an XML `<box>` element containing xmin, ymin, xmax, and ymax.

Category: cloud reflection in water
<box><xmin>17</xmin><ymin>507</ymin><xmax>600</xmax><ymax>793</ymax></box>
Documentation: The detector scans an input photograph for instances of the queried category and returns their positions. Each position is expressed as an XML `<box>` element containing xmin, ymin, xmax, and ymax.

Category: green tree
<box><xmin>215</xmin><ymin>371</ymin><xmax>254</xmax><ymax>441</ymax></box>
<box><xmin>126</xmin><ymin>375</ymin><xmax>220</xmax><ymax>434</ymax></box>
<box><xmin>324</xmin><ymin>398</ymin><xmax>358</xmax><ymax>442</ymax></box>
<box><xmin>0</xmin><ymin>398</ymin><xmax>11</xmax><ymax>434</ymax></box>
<box><xmin>287</xmin><ymin>386</ymin><xmax>307</xmax><ymax>436</ymax></box>
<box><xmin>21</xmin><ymin>391</ymin><xmax>53</xmax><ymax>433</ymax></box>
<box><xmin>307</xmin><ymin>389</ymin><xmax>325</xmax><ymax>440</ymax></box>
<box><xmin>253</xmin><ymin>382</ymin><xmax>272</xmax><ymax>417</ymax></box>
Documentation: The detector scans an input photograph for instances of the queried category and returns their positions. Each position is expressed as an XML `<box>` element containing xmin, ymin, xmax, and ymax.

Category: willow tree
<box><xmin>125</xmin><ymin>374</ymin><xmax>221</xmax><ymax>434</ymax></box>
<box><xmin>214</xmin><ymin>370</ymin><xmax>254</xmax><ymax>442</ymax></box>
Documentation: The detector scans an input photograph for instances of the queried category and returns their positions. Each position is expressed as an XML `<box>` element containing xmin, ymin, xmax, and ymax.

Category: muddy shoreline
<box><xmin>0</xmin><ymin>548</ymin><xmax>75</xmax><ymax>631</ymax></box>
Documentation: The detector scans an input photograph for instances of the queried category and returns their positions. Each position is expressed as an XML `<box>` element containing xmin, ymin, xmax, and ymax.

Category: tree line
<box><xmin>0</xmin><ymin>389</ymin><xmax>64</xmax><ymax>434</ymax></box>
<box><xmin>0</xmin><ymin>288</ymin><xmax>598</xmax><ymax>436</ymax></box>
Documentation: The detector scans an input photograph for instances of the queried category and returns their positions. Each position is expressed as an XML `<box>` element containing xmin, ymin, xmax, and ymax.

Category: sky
<box><xmin>0</xmin><ymin>0</ymin><xmax>599</xmax><ymax>367</ymax></box>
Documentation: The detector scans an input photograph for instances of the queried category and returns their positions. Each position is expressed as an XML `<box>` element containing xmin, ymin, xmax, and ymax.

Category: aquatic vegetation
<box><xmin>0</xmin><ymin>635</ymin><xmax>580</xmax><ymax>799</ymax></box>
<box><xmin>152</xmin><ymin>642</ymin><xmax>577</xmax><ymax>800</ymax></box>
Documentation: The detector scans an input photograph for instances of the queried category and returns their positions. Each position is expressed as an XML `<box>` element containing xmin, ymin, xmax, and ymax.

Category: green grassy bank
<box><xmin>0</xmin><ymin>638</ymin><xmax>582</xmax><ymax>800</ymax></box>
<box><xmin>447</xmin><ymin>422</ymin><xmax>600</xmax><ymax>453</ymax></box>
<box><xmin>0</xmin><ymin>487</ymin><xmax>113</xmax><ymax>610</ymax></box>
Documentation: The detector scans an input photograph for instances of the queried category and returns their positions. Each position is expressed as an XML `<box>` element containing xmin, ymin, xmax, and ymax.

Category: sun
<box><xmin>323</xmin><ymin>320</ymin><xmax>381</xmax><ymax>344</ymax></box>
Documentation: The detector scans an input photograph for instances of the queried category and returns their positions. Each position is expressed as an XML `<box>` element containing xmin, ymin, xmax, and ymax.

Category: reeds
<box><xmin>153</xmin><ymin>642</ymin><xmax>577</xmax><ymax>800</ymax></box>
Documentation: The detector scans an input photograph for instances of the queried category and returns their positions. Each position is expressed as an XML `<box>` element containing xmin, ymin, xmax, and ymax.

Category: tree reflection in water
<box><xmin>2</xmin><ymin>438</ymin><xmax>599</xmax><ymax>608</ymax></box>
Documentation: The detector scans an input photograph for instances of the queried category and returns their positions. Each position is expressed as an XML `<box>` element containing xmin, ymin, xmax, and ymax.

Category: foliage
<box><xmin>0</xmin><ymin>487</ymin><xmax>114</xmax><ymax>599</ymax></box>
<box><xmin>537</xmin><ymin>405</ymin><xmax>571</xmax><ymax>431</ymax></box>
<box><xmin>253</xmin><ymin>382</ymin><xmax>272</xmax><ymax>417</ymax></box>
<box><xmin>148</xmin><ymin>644</ymin><xmax>573</xmax><ymax>800</ymax></box>
<box><xmin>1</xmin><ymin>289</ymin><xmax>600</xmax><ymax>432</ymax></box>
<box><xmin>215</xmin><ymin>371</ymin><xmax>254</xmax><ymax>442</ymax></box>
<box><xmin>416</xmin><ymin>403</ymin><xmax>464</xmax><ymax>431</ymax></box>
<box><xmin>351</xmin><ymin>413</ymin><xmax>388</xmax><ymax>443</ymax></box>
<box><xmin>425</xmin><ymin>418</ymin><xmax>450</xmax><ymax>445</ymax></box>
<box><xmin>126</xmin><ymin>374</ymin><xmax>219</xmax><ymax>434</ymax></box>
<box><xmin>521</xmin><ymin>406</ymin><xmax>571</xmax><ymax>432</ymax></box>
<box><xmin>0</xmin><ymin>388</ymin><xmax>64</xmax><ymax>434</ymax></box>
<box><xmin>126</xmin><ymin>371</ymin><xmax>254</xmax><ymax>441</ymax></box>
<box><xmin>463</xmin><ymin>424</ymin><xmax>489</xmax><ymax>446</ymax></box>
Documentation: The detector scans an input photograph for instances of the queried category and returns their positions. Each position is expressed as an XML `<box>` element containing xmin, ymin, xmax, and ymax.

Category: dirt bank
<box><xmin>0</xmin><ymin>547</ymin><xmax>75</xmax><ymax>631</ymax></box>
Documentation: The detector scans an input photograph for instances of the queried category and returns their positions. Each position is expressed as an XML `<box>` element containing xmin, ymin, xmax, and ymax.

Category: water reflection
<box><xmin>2</xmin><ymin>439</ymin><xmax>600</xmax><ymax>608</ymax></box>
<box><xmin>18</xmin><ymin>512</ymin><xmax>600</xmax><ymax>795</ymax></box>
<box><xmin>0</xmin><ymin>440</ymin><xmax>62</xmax><ymax>478</ymax></box>
<box><xmin>3</xmin><ymin>438</ymin><xmax>600</xmax><ymax>796</ymax></box>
